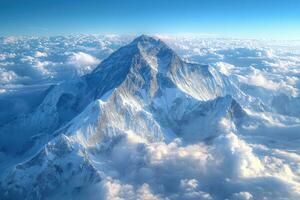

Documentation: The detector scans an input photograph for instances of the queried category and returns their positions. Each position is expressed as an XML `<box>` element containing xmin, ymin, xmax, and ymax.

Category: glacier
<box><xmin>0</xmin><ymin>35</ymin><xmax>299</xmax><ymax>200</ymax></box>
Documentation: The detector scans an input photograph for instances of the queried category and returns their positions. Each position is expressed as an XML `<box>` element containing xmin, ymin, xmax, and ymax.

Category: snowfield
<box><xmin>0</xmin><ymin>35</ymin><xmax>300</xmax><ymax>200</ymax></box>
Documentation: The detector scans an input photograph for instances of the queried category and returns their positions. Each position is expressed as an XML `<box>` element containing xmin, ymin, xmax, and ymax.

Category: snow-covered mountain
<box><xmin>1</xmin><ymin>35</ymin><xmax>300</xmax><ymax>200</ymax></box>
<box><xmin>0</xmin><ymin>35</ymin><xmax>239</xmax><ymax>155</ymax></box>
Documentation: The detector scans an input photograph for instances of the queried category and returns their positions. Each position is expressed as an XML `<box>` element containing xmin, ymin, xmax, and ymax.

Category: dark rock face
<box><xmin>56</xmin><ymin>93</ymin><xmax>81</xmax><ymax>124</ymax></box>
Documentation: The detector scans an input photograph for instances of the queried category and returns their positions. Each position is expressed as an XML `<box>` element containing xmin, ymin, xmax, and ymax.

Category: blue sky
<box><xmin>1</xmin><ymin>0</ymin><xmax>300</xmax><ymax>39</ymax></box>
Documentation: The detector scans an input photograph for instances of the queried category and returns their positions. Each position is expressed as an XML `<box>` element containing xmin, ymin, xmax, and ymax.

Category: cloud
<box><xmin>215</xmin><ymin>62</ymin><xmax>235</xmax><ymax>76</ymax></box>
<box><xmin>97</xmin><ymin>179</ymin><xmax>164</xmax><ymax>200</ymax></box>
<box><xmin>236</xmin><ymin>67</ymin><xmax>299</xmax><ymax>96</ymax></box>
<box><xmin>232</xmin><ymin>192</ymin><xmax>253</xmax><ymax>200</ymax></box>
<box><xmin>68</xmin><ymin>129</ymin><xmax>299</xmax><ymax>199</ymax></box>
<box><xmin>0</xmin><ymin>53</ymin><xmax>16</xmax><ymax>61</ymax></box>
<box><xmin>242</xmin><ymin>67</ymin><xmax>281</xmax><ymax>90</ymax></box>
<box><xmin>35</xmin><ymin>51</ymin><xmax>48</xmax><ymax>58</ymax></box>
<box><xmin>1</xmin><ymin>36</ymin><xmax>19</xmax><ymax>44</ymax></box>
<box><xmin>0</xmin><ymin>69</ymin><xmax>19</xmax><ymax>84</ymax></box>
<box><xmin>67</xmin><ymin>52</ymin><xmax>100</xmax><ymax>75</ymax></box>
<box><xmin>0</xmin><ymin>35</ymin><xmax>130</xmax><ymax>89</ymax></box>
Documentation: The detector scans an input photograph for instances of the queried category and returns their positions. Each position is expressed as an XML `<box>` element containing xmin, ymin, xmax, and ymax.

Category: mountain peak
<box><xmin>91</xmin><ymin>35</ymin><xmax>175</xmax><ymax>74</ymax></box>
<box><xmin>130</xmin><ymin>35</ymin><xmax>168</xmax><ymax>52</ymax></box>
<box><xmin>132</xmin><ymin>34</ymin><xmax>160</xmax><ymax>44</ymax></box>
<box><xmin>86</xmin><ymin>34</ymin><xmax>182</xmax><ymax>99</ymax></box>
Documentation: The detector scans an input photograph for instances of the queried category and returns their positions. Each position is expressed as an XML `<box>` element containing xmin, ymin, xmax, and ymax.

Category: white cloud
<box><xmin>77</xmin><ymin>129</ymin><xmax>299</xmax><ymax>199</ymax></box>
<box><xmin>0</xmin><ymin>53</ymin><xmax>16</xmax><ymax>61</ymax></box>
<box><xmin>2</xmin><ymin>36</ymin><xmax>19</xmax><ymax>44</ymax></box>
<box><xmin>67</xmin><ymin>52</ymin><xmax>100</xmax><ymax>75</ymax></box>
<box><xmin>35</xmin><ymin>51</ymin><xmax>47</xmax><ymax>58</ymax></box>
<box><xmin>0</xmin><ymin>35</ymin><xmax>128</xmax><ymax>90</ymax></box>
<box><xmin>232</xmin><ymin>192</ymin><xmax>253</xmax><ymax>200</ymax></box>
<box><xmin>215</xmin><ymin>62</ymin><xmax>235</xmax><ymax>76</ymax></box>
<box><xmin>0</xmin><ymin>69</ymin><xmax>19</xmax><ymax>84</ymax></box>
<box><xmin>246</xmin><ymin>67</ymin><xmax>281</xmax><ymax>90</ymax></box>
<box><xmin>68</xmin><ymin>52</ymin><xmax>100</xmax><ymax>67</ymax></box>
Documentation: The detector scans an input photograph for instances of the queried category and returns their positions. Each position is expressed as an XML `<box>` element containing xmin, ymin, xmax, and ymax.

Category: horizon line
<box><xmin>1</xmin><ymin>33</ymin><xmax>300</xmax><ymax>42</ymax></box>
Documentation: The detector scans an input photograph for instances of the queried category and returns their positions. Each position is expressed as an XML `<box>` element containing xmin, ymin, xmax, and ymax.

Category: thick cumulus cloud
<box><xmin>66</xmin><ymin>128</ymin><xmax>300</xmax><ymax>200</ymax></box>
<box><xmin>67</xmin><ymin>51</ymin><xmax>100</xmax><ymax>75</ymax></box>
<box><xmin>0</xmin><ymin>68</ymin><xmax>19</xmax><ymax>84</ymax></box>
<box><xmin>56</xmin><ymin>118</ymin><xmax>299</xmax><ymax>200</ymax></box>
